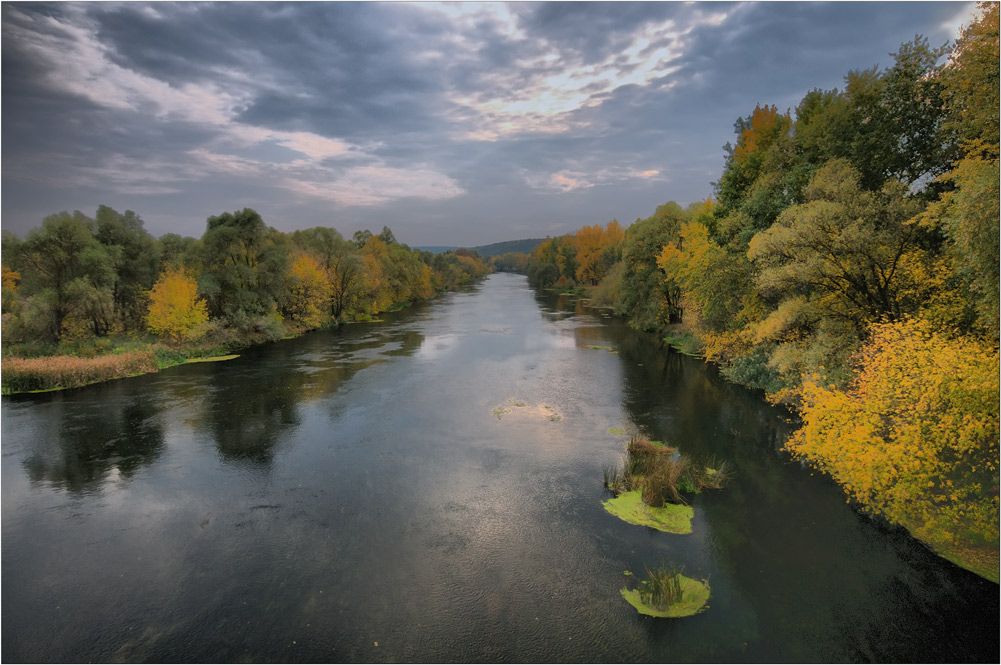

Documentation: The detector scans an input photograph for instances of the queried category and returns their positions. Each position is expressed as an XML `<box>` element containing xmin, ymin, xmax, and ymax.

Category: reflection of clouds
<box><xmin>415</xmin><ymin>333</ymin><xmax>462</xmax><ymax>361</ymax></box>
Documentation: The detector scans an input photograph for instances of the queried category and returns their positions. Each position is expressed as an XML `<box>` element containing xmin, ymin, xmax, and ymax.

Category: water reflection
<box><xmin>20</xmin><ymin>389</ymin><xmax>165</xmax><ymax>493</ymax></box>
<box><xmin>192</xmin><ymin>324</ymin><xmax>426</xmax><ymax>466</ymax></box>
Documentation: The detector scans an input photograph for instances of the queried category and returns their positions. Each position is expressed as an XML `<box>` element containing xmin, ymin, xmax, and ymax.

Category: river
<box><xmin>2</xmin><ymin>272</ymin><xmax>997</xmax><ymax>662</ymax></box>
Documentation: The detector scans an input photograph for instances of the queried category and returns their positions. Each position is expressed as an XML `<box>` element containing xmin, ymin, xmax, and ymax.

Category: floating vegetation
<box><xmin>607</xmin><ymin>427</ymin><xmax>626</xmax><ymax>435</ymax></box>
<box><xmin>183</xmin><ymin>354</ymin><xmax>240</xmax><ymax>364</ymax></box>
<box><xmin>602</xmin><ymin>437</ymin><xmax>731</xmax><ymax>529</ymax></box>
<box><xmin>584</xmin><ymin>344</ymin><xmax>616</xmax><ymax>352</ymax></box>
<box><xmin>621</xmin><ymin>566</ymin><xmax>710</xmax><ymax>618</ymax></box>
<box><xmin>602</xmin><ymin>490</ymin><xmax>694</xmax><ymax>533</ymax></box>
<box><xmin>491</xmin><ymin>399</ymin><xmax>562</xmax><ymax>422</ymax></box>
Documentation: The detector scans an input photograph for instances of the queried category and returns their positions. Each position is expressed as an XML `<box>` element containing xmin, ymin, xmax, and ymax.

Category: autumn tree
<box><xmin>574</xmin><ymin>220</ymin><xmax>624</xmax><ymax>285</ymax></box>
<box><xmin>281</xmin><ymin>252</ymin><xmax>331</xmax><ymax>329</ymax></box>
<box><xmin>918</xmin><ymin>2</ymin><xmax>1000</xmax><ymax>336</ymax></box>
<box><xmin>146</xmin><ymin>267</ymin><xmax>209</xmax><ymax>341</ymax></box>
<box><xmin>787</xmin><ymin>318</ymin><xmax>999</xmax><ymax>548</ymax></box>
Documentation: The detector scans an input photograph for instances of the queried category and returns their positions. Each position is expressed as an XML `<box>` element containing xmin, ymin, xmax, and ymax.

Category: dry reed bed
<box><xmin>2</xmin><ymin>351</ymin><xmax>159</xmax><ymax>393</ymax></box>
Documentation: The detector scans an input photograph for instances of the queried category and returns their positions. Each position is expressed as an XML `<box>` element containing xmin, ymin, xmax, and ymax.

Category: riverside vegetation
<box><xmin>1</xmin><ymin>213</ymin><xmax>490</xmax><ymax>393</ymax></box>
<box><xmin>523</xmin><ymin>6</ymin><xmax>1000</xmax><ymax>581</ymax></box>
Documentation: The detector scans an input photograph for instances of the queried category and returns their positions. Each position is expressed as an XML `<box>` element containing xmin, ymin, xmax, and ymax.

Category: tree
<box><xmin>147</xmin><ymin>267</ymin><xmax>209</xmax><ymax>341</ymax></box>
<box><xmin>574</xmin><ymin>220</ymin><xmax>624</xmax><ymax>285</ymax></box>
<box><xmin>748</xmin><ymin>159</ymin><xmax>926</xmax><ymax>331</ymax></box>
<box><xmin>95</xmin><ymin>205</ymin><xmax>160</xmax><ymax>331</ymax></box>
<box><xmin>917</xmin><ymin>3</ymin><xmax>1001</xmax><ymax>336</ymax></box>
<box><xmin>199</xmin><ymin>208</ymin><xmax>289</xmax><ymax>319</ymax></box>
<box><xmin>938</xmin><ymin>1</ymin><xmax>999</xmax><ymax>157</ymax></box>
<box><xmin>620</xmin><ymin>203</ymin><xmax>686</xmax><ymax>330</ymax></box>
<box><xmin>282</xmin><ymin>252</ymin><xmax>330</xmax><ymax>328</ymax></box>
<box><xmin>290</xmin><ymin>227</ymin><xmax>362</xmax><ymax>318</ymax></box>
<box><xmin>787</xmin><ymin>318</ymin><xmax>999</xmax><ymax>546</ymax></box>
<box><xmin>14</xmin><ymin>212</ymin><xmax>115</xmax><ymax>341</ymax></box>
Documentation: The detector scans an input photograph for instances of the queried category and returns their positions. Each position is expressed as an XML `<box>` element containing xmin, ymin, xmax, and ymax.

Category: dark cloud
<box><xmin>1</xmin><ymin>1</ymin><xmax>975</xmax><ymax>245</ymax></box>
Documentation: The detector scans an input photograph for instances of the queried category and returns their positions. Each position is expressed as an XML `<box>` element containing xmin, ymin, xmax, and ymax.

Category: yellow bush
<box><xmin>787</xmin><ymin>318</ymin><xmax>999</xmax><ymax>545</ymax></box>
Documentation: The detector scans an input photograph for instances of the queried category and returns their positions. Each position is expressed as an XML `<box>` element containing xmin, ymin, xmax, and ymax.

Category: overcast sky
<box><xmin>1</xmin><ymin>1</ymin><xmax>977</xmax><ymax>246</ymax></box>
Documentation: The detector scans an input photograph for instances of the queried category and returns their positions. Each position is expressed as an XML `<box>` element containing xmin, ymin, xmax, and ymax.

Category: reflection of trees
<box><xmin>23</xmin><ymin>392</ymin><xmax>165</xmax><ymax>492</ymax></box>
<box><xmin>200</xmin><ymin>325</ymin><xmax>425</xmax><ymax>465</ymax></box>
<box><xmin>202</xmin><ymin>345</ymin><xmax>304</xmax><ymax>466</ymax></box>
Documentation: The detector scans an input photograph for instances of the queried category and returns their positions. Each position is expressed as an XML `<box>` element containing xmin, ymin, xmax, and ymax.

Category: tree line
<box><xmin>2</xmin><ymin>207</ymin><xmax>490</xmax><ymax>348</ymax></box>
<box><xmin>524</xmin><ymin>5</ymin><xmax>999</xmax><ymax>567</ymax></box>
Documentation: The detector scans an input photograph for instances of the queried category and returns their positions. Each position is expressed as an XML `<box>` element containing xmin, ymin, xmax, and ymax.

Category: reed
<box><xmin>638</xmin><ymin>564</ymin><xmax>685</xmax><ymax>610</ymax></box>
<box><xmin>2</xmin><ymin>350</ymin><xmax>159</xmax><ymax>393</ymax></box>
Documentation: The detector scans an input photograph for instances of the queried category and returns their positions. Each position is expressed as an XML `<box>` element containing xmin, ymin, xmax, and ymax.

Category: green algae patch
<box><xmin>620</xmin><ymin>576</ymin><xmax>710</xmax><ymax>618</ymax></box>
<box><xmin>602</xmin><ymin>490</ymin><xmax>693</xmax><ymax>534</ymax></box>
<box><xmin>183</xmin><ymin>354</ymin><xmax>240</xmax><ymax>364</ymax></box>
<box><xmin>608</xmin><ymin>427</ymin><xmax>626</xmax><ymax>435</ymax></box>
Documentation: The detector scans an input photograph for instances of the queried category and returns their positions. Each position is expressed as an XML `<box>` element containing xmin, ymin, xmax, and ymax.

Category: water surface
<box><xmin>2</xmin><ymin>273</ymin><xmax>997</xmax><ymax>662</ymax></box>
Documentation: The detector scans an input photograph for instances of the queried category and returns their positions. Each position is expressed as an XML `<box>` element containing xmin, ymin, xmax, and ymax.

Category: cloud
<box><xmin>437</xmin><ymin>6</ymin><xmax>730</xmax><ymax>140</ymax></box>
<box><xmin>524</xmin><ymin>164</ymin><xmax>665</xmax><ymax>194</ymax></box>
<box><xmin>1</xmin><ymin>2</ymin><xmax>462</xmax><ymax>216</ymax></box>
<box><xmin>1</xmin><ymin>1</ymin><xmax>971</xmax><ymax>244</ymax></box>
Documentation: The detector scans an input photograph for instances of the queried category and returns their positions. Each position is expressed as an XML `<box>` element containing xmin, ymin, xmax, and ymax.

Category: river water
<box><xmin>2</xmin><ymin>273</ymin><xmax>997</xmax><ymax>662</ymax></box>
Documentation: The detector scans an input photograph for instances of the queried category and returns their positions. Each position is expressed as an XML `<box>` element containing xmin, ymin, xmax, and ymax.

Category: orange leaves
<box><xmin>733</xmin><ymin>104</ymin><xmax>790</xmax><ymax>165</ymax></box>
<box><xmin>787</xmin><ymin>318</ymin><xmax>1000</xmax><ymax>544</ymax></box>
<box><xmin>146</xmin><ymin>267</ymin><xmax>209</xmax><ymax>341</ymax></box>
<box><xmin>573</xmin><ymin>220</ymin><xmax>623</xmax><ymax>284</ymax></box>
<box><xmin>2</xmin><ymin>265</ymin><xmax>19</xmax><ymax>292</ymax></box>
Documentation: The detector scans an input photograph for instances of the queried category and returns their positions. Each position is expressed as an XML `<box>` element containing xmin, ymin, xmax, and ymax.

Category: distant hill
<box><xmin>414</xmin><ymin>238</ymin><xmax>547</xmax><ymax>258</ymax></box>
<box><xmin>413</xmin><ymin>246</ymin><xmax>458</xmax><ymax>254</ymax></box>
<box><xmin>468</xmin><ymin>238</ymin><xmax>547</xmax><ymax>258</ymax></box>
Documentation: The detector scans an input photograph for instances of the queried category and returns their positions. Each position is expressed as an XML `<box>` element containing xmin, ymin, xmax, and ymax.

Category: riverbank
<box><xmin>1</xmin><ymin>282</ymin><xmax>484</xmax><ymax>395</ymax></box>
<box><xmin>560</xmin><ymin>282</ymin><xmax>999</xmax><ymax>585</ymax></box>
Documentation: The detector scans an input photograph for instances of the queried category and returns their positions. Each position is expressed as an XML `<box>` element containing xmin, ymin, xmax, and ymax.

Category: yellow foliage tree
<box><xmin>286</xmin><ymin>253</ymin><xmax>331</xmax><ymax>328</ymax></box>
<box><xmin>574</xmin><ymin>220</ymin><xmax>624</xmax><ymax>285</ymax></box>
<box><xmin>786</xmin><ymin>318</ymin><xmax>999</xmax><ymax>546</ymax></box>
<box><xmin>147</xmin><ymin>267</ymin><xmax>209</xmax><ymax>341</ymax></box>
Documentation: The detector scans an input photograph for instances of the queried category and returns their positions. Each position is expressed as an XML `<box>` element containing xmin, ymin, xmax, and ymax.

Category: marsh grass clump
<box><xmin>603</xmin><ymin>466</ymin><xmax>628</xmax><ymax>495</ymax></box>
<box><xmin>621</xmin><ymin>565</ymin><xmax>711</xmax><ymax>618</ymax></box>
<box><xmin>694</xmin><ymin>457</ymin><xmax>732</xmax><ymax>491</ymax></box>
<box><xmin>639</xmin><ymin>564</ymin><xmax>685</xmax><ymax>609</ymax></box>
<box><xmin>641</xmin><ymin>456</ymin><xmax>691</xmax><ymax>507</ymax></box>
<box><xmin>604</xmin><ymin>436</ymin><xmax>731</xmax><ymax>508</ymax></box>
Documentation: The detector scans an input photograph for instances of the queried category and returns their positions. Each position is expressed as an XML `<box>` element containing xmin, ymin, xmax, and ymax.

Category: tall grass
<box><xmin>605</xmin><ymin>436</ymin><xmax>732</xmax><ymax>506</ymax></box>
<box><xmin>2</xmin><ymin>350</ymin><xmax>159</xmax><ymax>393</ymax></box>
<box><xmin>639</xmin><ymin>564</ymin><xmax>685</xmax><ymax>609</ymax></box>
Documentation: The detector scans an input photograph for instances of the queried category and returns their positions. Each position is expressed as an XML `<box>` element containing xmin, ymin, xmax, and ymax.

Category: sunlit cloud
<box><xmin>283</xmin><ymin>166</ymin><xmax>465</xmax><ymax>207</ymax></box>
<box><xmin>443</xmin><ymin>10</ymin><xmax>728</xmax><ymax>139</ymax></box>
<box><xmin>524</xmin><ymin>165</ymin><xmax>665</xmax><ymax>193</ymax></box>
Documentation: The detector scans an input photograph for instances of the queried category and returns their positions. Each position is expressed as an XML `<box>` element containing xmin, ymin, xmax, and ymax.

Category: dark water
<box><xmin>2</xmin><ymin>273</ymin><xmax>997</xmax><ymax>663</ymax></box>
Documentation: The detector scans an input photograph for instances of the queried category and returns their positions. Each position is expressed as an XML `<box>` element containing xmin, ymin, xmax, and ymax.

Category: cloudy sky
<box><xmin>1</xmin><ymin>1</ymin><xmax>977</xmax><ymax>246</ymax></box>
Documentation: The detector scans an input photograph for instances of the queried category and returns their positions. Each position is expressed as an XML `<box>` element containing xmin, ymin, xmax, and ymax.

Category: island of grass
<box><xmin>603</xmin><ymin>490</ymin><xmax>694</xmax><ymax>533</ymax></box>
<box><xmin>602</xmin><ymin>437</ymin><xmax>730</xmax><ymax>531</ymax></box>
<box><xmin>621</xmin><ymin>567</ymin><xmax>710</xmax><ymax>618</ymax></box>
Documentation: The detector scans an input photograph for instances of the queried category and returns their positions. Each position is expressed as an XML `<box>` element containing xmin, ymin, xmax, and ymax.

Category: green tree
<box><xmin>14</xmin><ymin>212</ymin><xmax>115</xmax><ymax>341</ymax></box>
<box><xmin>95</xmin><ymin>205</ymin><xmax>160</xmax><ymax>331</ymax></box>
<box><xmin>620</xmin><ymin>203</ymin><xmax>686</xmax><ymax>330</ymax></box>
<box><xmin>199</xmin><ymin>208</ymin><xmax>290</xmax><ymax>319</ymax></box>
